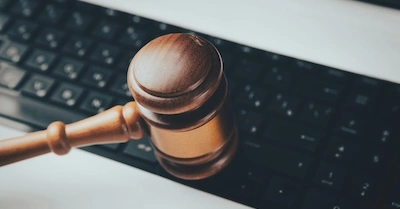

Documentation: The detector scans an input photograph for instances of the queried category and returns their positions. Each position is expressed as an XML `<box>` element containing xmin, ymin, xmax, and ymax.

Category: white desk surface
<box><xmin>0</xmin><ymin>125</ymin><xmax>247</xmax><ymax>209</ymax></box>
<box><xmin>1</xmin><ymin>0</ymin><xmax>400</xmax><ymax>209</ymax></box>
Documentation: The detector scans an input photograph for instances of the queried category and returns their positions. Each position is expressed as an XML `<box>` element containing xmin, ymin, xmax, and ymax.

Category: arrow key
<box><xmin>123</xmin><ymin>135</ymin><xmax>157</xmax><ymax>164</ymax></box>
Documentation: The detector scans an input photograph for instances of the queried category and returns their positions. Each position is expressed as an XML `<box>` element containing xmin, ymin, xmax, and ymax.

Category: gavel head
<box><xmin>127</xmin><ymin>33</ymin><xmax>238</xmax><ymax>180</ymax></box>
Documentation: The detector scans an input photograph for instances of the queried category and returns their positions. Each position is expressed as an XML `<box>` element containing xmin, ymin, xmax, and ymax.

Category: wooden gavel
<box><xmin>0</xmin><ymin>33</ymin><xmax>239</xmax><ymax>180</ymax></box>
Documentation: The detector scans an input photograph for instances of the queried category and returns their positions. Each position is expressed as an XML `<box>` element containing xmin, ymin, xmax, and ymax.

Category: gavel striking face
<box><xmin>0</xmin><ymin>33</ymin><xmax>239</xmax><ymax>180</ymax></box>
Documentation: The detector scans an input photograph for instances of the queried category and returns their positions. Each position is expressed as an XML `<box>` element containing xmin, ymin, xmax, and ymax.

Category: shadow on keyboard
<box><xmin>0</xmin><ymin>0</ymin><xmax>399</xmax><ymax>208</ymax></box>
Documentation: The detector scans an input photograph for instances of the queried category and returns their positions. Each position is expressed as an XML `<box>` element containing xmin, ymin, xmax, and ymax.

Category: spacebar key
<box><xmin>244</xmin><ymin>141</ymin><xmax>313</xmax><ymax>179</ymax></box>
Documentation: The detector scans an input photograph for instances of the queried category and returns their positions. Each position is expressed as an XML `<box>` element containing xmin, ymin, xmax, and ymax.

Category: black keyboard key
<box><xmin>262</xmin><ymin>176</ymin><xmax>301</xmax><ymax>208</ymax></box>
<box><xmin>385</xmin><ymin>195</ymin><xmax>400</xmax><ymax>209</ymax></box>
<box><xmin>0</xmin><ymin>63</ymin><xmax>26</xmax><ymax>89</ymax></box>
<box><xmin>35</xmin><ymin>28</ymin><xmax>65</xmax><ymax>49</ymax></box>
<box><xmin>230</xmin><ymin>168</ymin><xmax>267</xmax><ymax>201</ymax></box>
<box><xmin>38</xmin><ymin>4</ymin><xmax>66</xmax><ymax>24</ymax></box>
<box><xmin>383</xmin><ymin>168</ymin><xmax>400</xmax><ymax>209</ymax></box>
<box><xmin>53</xmin><ymin>57</ymin><xmax>84</xmax><ymax>80</ymax></box>
<box><xmin>348</xmin><ymin>77</ymin><xmax>381</xmax><ymax>110</ymax></box>
<box><xmin>356</xmin><ymin>148</ymin><xmax>390</xmax><ymax>172</ymax></box>
<box><xmin>295</xmin><ymin>76</ymin><xmax>343</xmax><ymax>103</ymax></box>
<box><xmin>0</xmin><ymin>41</ymin><xmax>28</xmax><ymax>63</ymax></box>
<box><xmin>63</xmin><ymin>35</ymin><xmax>92</xmax><ymax>57</ymax></box>
<box><xmin>265</xmin><ymin>52</ymin><xmax>290</xmax><ymax>65</ymax></box>
<box><xmin>345</xmin><ymin>77</ymin><xmax>381</xmax><ymax>113</ymax></box>
<box><xmin>237</xmin><ymin>45</ymin><xmax>260</xmax><ymax>58</ymax></box>
<box><xmin>75</xmin><ymin>1</ymin><xmax>97</xmax><ymax>12</ymax></box>
<box><xmin>101</xmin><ymin>8</ymin><xmax>124</xmax><ymax>19</ymax></box>
<box><xmin>303</xmin><ymin>189</ymin><xmax>356</xmax><ymax>209</ymax></box>
<box><xmin>244</xmin><ymin>142</ymin><xmax>313</xmax><ymax>179</ymax></box>
<box><xmin>21</xmin><ymin>74</ymin><xmax>55</xmax><ymax>98</ymax></box>
<box><xmin>380</xmin><ymin>84</ymin><xmax>400</xmax><ymax>124</ymax></box>
<box><xmin>7</xmin><ymin>20</ymin><xmax>37</xmax><ymax>42</ymax></box>
<box><xmin>52</xmin><ymin>0</ymin><xmax>69</xmax><ymax>5</ymax></box>
<box><xmin>264</xmin><ymin>118</ymin><xmax>323</xmax><ymax>153</ymax></box>
<box><xmin>235</xmin><ymin>108</ymin><xmax>264</xmax><ymax>135</ymax></box>
<box><xmin>90</xmin><ymin>43</ymin><xmax>120</xmax><ymax>66</ymax></box>
<box><xmin>234</xmin><ymin>59</ymin><xmax>263</xmax><ymax>82</ymax></box>
<box><xmin>155</xmin><ymin>21</ymin><xmax>181</xmax><ymax>34</ymax></box>
<box><xmin>313</xmin><ymin>162</ymin><xmax>348</xmax><ymax>190</ymax></box>
<box><xmin>335</xmin><ymin>113</ymin><xmax>366</xmax><ymax>137</ymax></box>
<box><xmin>319</xmin><ymin>67</ymin><xmax>351</xmax><ymax>83</ymax></box>
<box><xmin>10</xmin><ymin>0</ymin><xmax>40</xmax><ymax>18</ymax></box>
<box><xmin>117</xmin><ymin>51</ymin><xmax>134</xmax><ymax>71</ymax></box>
<box><xmin>267</xmin><ymin>93</ymin><xmax>300</xmax><ymax>118</ymax></box>
<box><xmin>348</xmin><ymin>171</ymin><xmax>381</xmax><ymax>206</ymax></box>
<box><xmin>366</xmin><ymin>124</ymin><xmax>397</xmax><ymax>149</ymax></box>
<box><xmin>294</xmin><ymin>59</ymin><xmax>318</xmax><ymax>74</ymax></box>
<box><xmin>110</xmin><ymin>74</ymin><xmax>132</xmax><ymax>98</ymax></box>
<box><xmin>299</xmin><ymin>101</ymin><xmax>334</xmax><ymax>128</ymax></box>
<box><xmin>123</xmin><ymin>136</ymin><xmax>157</xmax><ymax>164</ymax></box>
<box><xmin>356</xmin><ymin>76</ymin><xmax>381</xmax><ymax>89</ymax></box>
<box><xmin>81</xmin><ymin>65</ymin><xmax>113</xmax><ymax>88</ymax></box>
<box><xmin>0</xmin><ymin>0</ymin><xmax>10</xmax><ymax>10</ymax></box>
<box><xmin>24</xmin><ymin>49</ymin><xmax>57</xmax><ymax>72</ymax></box>
<box><xmin>208</xmin><ymin>36</ymin><xmax>233</xmax><ymax>53</ymax></box>
<box><xmin>263</xmin><ymin>66</ymin><xmax>293</xmax><ymax>90</ymax></box>
<box><xmin>0</xmin><ymin>13</ymin><xmax>10</xmax><ymax>31</ymax></box>
<box><xmin>227</xmin><ymin>77</ymin><xmax>238</xmax><ymax>95</ymax></box>
<box><xmin>325</xmin><ymin>137</ymin><xmax>358</xmax><ymax>164</ymax></box>
<box><xmin>50</xmin><ymin>83</ymin><xmax>84</xmax><ymax>107</ymax></box>
<box><xmin>92</xmin><ymin>20</ymin><xmax>119</xmax><ymax>40</ymax></box>
<box><xmin>119</xmin><ymin>26</ymin><xmax>148</xmax><ymax>48</ymax></box>
<box><xmin>79</xmin><ymin>91</ymin><xmax>113</xmax><ymax>114</ymax></box>
<box><xmin>129</xmin><ymin>15</ymin><xmax>152</xmax><ymax>27</ymax></box>
<box><xmin>235</xmin><ymin>84</ymin><xmax>267</xmax><ymax>109</ymax></box>
<box><xmin>347</xmin><ymin>91</ymin><xmax>376</xmax><ymax>109</ymax></box>
<box><xmin>65</xmin><ymin>11</ymin><xmax>92</xmax><ymax>32</ymax></box>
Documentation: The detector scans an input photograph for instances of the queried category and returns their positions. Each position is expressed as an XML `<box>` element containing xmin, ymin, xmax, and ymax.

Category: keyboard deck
<box><xmin>0</xmin><ymin>0</ymin><xmax>399</xmax><ymax>208</ymax></box>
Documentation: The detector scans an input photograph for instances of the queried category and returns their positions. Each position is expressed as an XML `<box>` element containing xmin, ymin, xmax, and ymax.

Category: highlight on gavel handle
<box><xmin>0</xmin><ymin>102</ymin><xmax>145</xmax><ymax>166</ymax></box>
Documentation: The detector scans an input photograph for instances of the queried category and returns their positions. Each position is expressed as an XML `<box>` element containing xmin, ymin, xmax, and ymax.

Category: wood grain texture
<box><xmin>127</xmin><ymin>33</ymin><xmax>238</xmax><ymax>179</ymax></box>
<box><xmin>127</xmin><ymin>33</ymin><xmax>222</xmax><ymax>114</ymax></box>
<box><xmin>0</xmin><ymin>102</ymin><xmax>144</xmax><ymax>166</ymax></box>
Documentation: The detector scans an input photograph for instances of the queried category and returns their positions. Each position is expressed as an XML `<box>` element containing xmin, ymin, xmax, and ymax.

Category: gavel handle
<box><xmin>0</xmin><ymin>102</ymin><xmax>145</xmax><ymax>166</ymax></box>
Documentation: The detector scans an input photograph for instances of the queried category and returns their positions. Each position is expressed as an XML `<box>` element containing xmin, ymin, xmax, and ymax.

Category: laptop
<box><xmin>0</xmin><ymin>0</ymin><xmax>399</xmax><ymax>208</ymax></box>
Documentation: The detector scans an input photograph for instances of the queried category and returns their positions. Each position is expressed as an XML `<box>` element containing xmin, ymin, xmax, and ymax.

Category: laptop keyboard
<box><xmin>0</xmin><ymin>0</ymin><xmax>399</xmax><ymax>208</ymax></box>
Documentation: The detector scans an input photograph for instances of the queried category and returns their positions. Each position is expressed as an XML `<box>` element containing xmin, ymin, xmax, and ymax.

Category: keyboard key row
<box><xmin>7</xmin><ymin>19</ymin><xmax>37</xmax><ymax>42</ymax></box>
<box><xmin>0</xmin><ymin>43</ymin><xmax>134</xmax><ymax>96</ymax></box>
<box><xmin>229</xmin><ymin>167</ymin><xmax>382</xmax><ymax>208</ymax></box>
<box><xmin>0</xmin><ymin>61</ymin><xmax>125</xmax><ymax>116</ymax></box>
